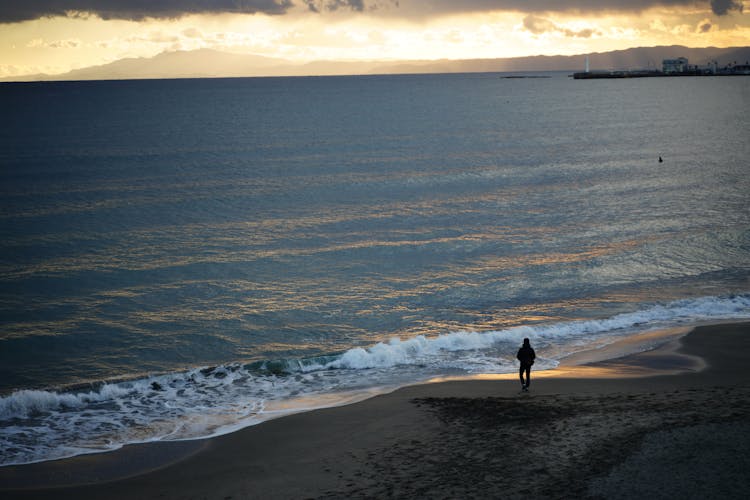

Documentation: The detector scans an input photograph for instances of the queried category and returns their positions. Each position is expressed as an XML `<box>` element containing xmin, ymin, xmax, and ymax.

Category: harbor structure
<box><xmin>662</xmin><ymin>57</ymin><xmax>689</xmax><ymax>73</ymax></box>
<box><xmin>573</xmin><ymin>56</ymin><xmax>750</xmax><ymax>79</ymax></box>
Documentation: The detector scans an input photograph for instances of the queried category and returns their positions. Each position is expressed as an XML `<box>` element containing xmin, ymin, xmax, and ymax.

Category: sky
<box><xmin>0</xmin><ymin>0</ymin><xmax>748</xmax><ymax>78</ymax></box>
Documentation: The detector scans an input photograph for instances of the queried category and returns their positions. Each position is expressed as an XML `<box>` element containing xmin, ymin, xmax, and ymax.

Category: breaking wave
<box><xmin>1</xmin><ymin>293</ymin><xmax>749</xmax><ymax>467</ymax></box>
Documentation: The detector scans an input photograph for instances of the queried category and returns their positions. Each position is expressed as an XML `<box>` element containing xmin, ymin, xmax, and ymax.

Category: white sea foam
<box><xmin>301</xmin><ymin>294</ymin><xmax>750</xmax><ymax>372</ymax></box>
<box><xmin>1</xmin><ymin>294</ymin><xmax>748</xmax><ymax>467</ymax></box>
<box><xmin>0</xmin><ymin>390</ymin><xmax>83</xmax><ymax>419</ymax></box>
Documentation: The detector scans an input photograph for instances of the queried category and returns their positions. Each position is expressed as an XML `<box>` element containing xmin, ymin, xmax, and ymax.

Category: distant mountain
<box><xmin>4</xmin><ymin>46</ymin><xmax>749</xmax><ymax>82</ymax></box>
<box><xmin>9</xmin><ymin>49</ymin><xmax>292</xmax><ymax>82</ymax></box>
<box><xmin>372</xmin><ymin>46</ymin><xmax>750</xmax><ymax>74</ymax></box>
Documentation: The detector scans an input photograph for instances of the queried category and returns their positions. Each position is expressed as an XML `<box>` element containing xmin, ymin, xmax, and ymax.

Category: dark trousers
<box><xmin>519</xmin><ymin>363</ymin><xmax>532</xmax><ymax>387</ymax></box>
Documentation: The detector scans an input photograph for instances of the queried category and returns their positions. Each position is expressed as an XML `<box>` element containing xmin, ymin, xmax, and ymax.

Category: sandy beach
<box><xmin>2</xmin><ymin>322</ymin><xmax>750</xmax><ymax>499</ymax></box>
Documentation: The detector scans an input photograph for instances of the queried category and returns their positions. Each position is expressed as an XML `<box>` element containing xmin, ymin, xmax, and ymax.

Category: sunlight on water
<box><xmin>0</xmin><ymin>73</ymin><xmax>748</xmax><ymax>465</ymax></box>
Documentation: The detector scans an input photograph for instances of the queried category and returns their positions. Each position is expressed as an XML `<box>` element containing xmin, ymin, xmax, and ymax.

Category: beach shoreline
<box><xmin>2</xmin><ymin>321</ymin><xmax>749</xmax><ymax>499</ymax></box>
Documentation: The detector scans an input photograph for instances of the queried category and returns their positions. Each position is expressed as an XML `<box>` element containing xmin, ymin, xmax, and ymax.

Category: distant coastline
<box><xmin>573</xmin><ymin>69</ymin><xmax>750</xmax><ymax>79</ymax></box>
<box><xmin>573</xmin><ymin>55</ymin><xmax>750</xmax><ymax>79</ymax></box>
<box><xmin>2</xmin><ymin>45</ymin><xmax>749</xmax><ymax>83</ymax></box>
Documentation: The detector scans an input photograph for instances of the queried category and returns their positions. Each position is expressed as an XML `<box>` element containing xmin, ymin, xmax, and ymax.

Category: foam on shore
<box><xmin>1</xmin><ymin>294</ymin><xmax>749</xmax><ymax>468</ymax></box>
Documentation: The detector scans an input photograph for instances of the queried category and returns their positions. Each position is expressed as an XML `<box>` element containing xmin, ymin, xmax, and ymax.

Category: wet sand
<box><xmin>2</xmin><ymin>322</ymin><xmax>750</xmax><ymax>499</ymax></box>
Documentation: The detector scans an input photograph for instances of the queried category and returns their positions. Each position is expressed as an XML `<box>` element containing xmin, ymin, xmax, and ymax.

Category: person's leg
<box><xmin>519</xmin><ymin>365</ymin><xmax>526</xmax><ymax>387</ymax></box>
<box><xmin>524</xmin><ymin>365</ymin><xmax>531</xmax><ymax>388</ymax></box>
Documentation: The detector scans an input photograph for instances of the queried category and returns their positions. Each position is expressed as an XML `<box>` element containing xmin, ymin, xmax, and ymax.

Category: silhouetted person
<box><xmin>659</xmin><ymin>156</ymin><xmax>663</xmax><ymax>163</ymax></box>
<box><xmin>517</xmin><ymin>338</ymin><xmax>536</xmax><ymax>392</ymax></box>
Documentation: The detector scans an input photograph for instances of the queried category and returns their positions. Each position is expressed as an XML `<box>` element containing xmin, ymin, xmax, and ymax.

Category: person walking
<box><xmin>517</xmin><ymin>338</ymin><xmax>536</xmax><ymax>392</ymax></box>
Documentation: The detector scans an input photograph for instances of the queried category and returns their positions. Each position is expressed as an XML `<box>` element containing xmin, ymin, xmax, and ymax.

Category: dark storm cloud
<box><xmin>710</xmin><ymin>0</ymin><xmax>743</xmax><ymax>15</ymax></box>
<box><xmin>0</xmin><ymin>0</ymin><xmax>295</xmax><ymax>23</ymax></box>
<box><xmin>0</xmin><ymin>0</ymin><xmax>742</xmax><ymax>23</ymax></box>
<box><xmin>303</xmin><ymin>0</ymin><xmax>364</xmax><ymax>13</ymax></box>
<box><xmin>0</xmin><ymin>0</ymin><xmax>369</xmax><ymax>23</ymax></box>
<box><xmin>383</xmin><ymin>0</ymin><xmax>692</xmax><ymax>17</ymax></box>
<box><xmin>380</xmin><ymin>0</ymin><xmax>744</xmax><ymax>18</ymax></box>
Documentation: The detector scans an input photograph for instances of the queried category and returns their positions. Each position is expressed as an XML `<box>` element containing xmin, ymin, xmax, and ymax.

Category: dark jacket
<box><xmin>517</xmin><ymin>345</ymin><xmax>536</xmax><ymax>366</ymax></box>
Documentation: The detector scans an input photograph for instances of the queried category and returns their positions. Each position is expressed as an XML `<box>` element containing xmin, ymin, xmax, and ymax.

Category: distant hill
<box><xmin>4</xmin><ymin>45</ymin><xmax>750</xmax><ymax>82</ymax></box>
<box><xmin>8</xmin><ymin>49</ymin><xmax>292</xmax><ymax>82</ymax></box>
<box><xmin>372</xmin><ymin>46</ymin><xmax>750</xmax><ymax>74</ymax></box>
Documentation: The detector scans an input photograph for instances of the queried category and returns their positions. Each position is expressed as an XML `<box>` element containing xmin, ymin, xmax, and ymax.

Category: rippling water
<box><xmin>1</xmin><ymin>73</ymin><xmax>749</xmax><ymax>465</ymax></box>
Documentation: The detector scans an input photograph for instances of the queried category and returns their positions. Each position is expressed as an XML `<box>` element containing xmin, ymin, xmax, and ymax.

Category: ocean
<box><xmin>1</xmin><ymin>72</ymin><xmax>749</xmax><ymax>466</ymax></box>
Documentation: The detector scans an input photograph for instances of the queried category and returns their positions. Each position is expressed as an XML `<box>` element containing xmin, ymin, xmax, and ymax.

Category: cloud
<box><xmin>26</xmin><ymin>37</ymin><xmax>83</xmax><ymax>48</ymax></box>
<box><xmin>376</xmin><ymin>1</ymin><xmax>713</xmax><ymax>19</ymax></box>
<box><xmin>182</xmin><ymin>27</ymin><xmax>204</xmax><ymax>38</ymax></box>
<box><xmin>523</xmin><ymin>15</ymin><xmax>557</xmax><ymax>35</ymax></box>
<box><xmin>48</xmin><ymin>38</ymin><xmax>83</xmax><ymax>48</ymax></box>
<box><xmin>709</xmin><ymin>0</ymin><xmax>743</xmax><ymax>15</ymax></box>
<box><xmin>303</xmin><ymin>0</ymin><xmax>365</xmax><ymax>12</ymax></box>
<box><xmin>698</xmin><ymin>19</ymin><xmax>713</xmax><ymax>31</ymax></box>
<box><xmin>569</xmin><ymin>28</ymin><xmax>596</xmax><ymax>38</ymax></box>
<box><xmin>523</xmin><ymin>15</ymin><xmax>600</xmax><ymax>38</ymax></box>
<box><xmin>0</xmin><ymin>0</ymin><xmax>743</xmax><ymax>24</ymax></box>
<box><xmin>0</xmin><ymin>1</ymin><xmax>295</xmax><ymax>23</ymax></box>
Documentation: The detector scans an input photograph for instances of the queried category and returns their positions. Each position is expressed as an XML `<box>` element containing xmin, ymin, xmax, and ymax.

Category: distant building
<box><xmin>663</xmin><ymin>57</ymin><xmax>689</xmax><ymax>73</ymax></box>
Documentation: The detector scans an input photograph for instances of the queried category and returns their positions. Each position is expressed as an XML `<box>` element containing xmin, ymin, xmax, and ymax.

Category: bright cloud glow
<box><xmin>0</xmin><ymin>2</ymin><xmax>747</xmax><ymax>78</ymax></box>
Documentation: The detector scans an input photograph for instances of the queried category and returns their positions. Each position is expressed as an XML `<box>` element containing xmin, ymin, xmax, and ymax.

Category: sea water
<box><xmin>1</xmin><ymin>73</ymin><xmax>749</xmax><ymax>466</ymax></box>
